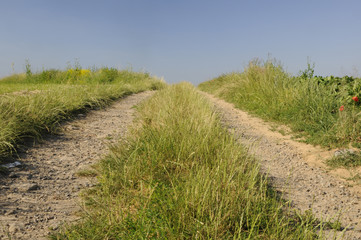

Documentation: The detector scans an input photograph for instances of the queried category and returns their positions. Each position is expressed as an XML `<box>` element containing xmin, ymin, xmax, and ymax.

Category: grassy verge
<box><xmin>0</xmin><ymin>68</ymin><xmax>165</xmax><ymax>163</ymax></box>
<box><xmin>199</xmin><ymin>59</ymin><xmax>361</xmax><ymax>149</ymax></box>
<box><xmin>52</xmin><ymin>83</ymin><xmax>335</xmax><ymax>239</ymax></box>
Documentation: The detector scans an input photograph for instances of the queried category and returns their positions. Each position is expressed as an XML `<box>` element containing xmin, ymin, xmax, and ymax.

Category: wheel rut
<box><xmin>0</xmin><ymin>91</ymin><xmax>154</xmax><ymax>240</ymax></box>
<box><xmin>202</xmin><ymin>92</ymin><xmax>361</xmax><ymax>240</ymax></box>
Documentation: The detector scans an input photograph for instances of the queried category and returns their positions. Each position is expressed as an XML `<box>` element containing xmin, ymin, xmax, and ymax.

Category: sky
<box><xmin>1</xmin><ymin>0</ymin><xmax>361</xmax><ymax>85</ymax></box>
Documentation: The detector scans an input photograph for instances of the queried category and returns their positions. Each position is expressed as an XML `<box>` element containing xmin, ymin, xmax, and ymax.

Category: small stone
<box><xmin>9</xmin><ymin>173</ymin><xmax>19</xmax><ymax>178</ymax></box>
<box><xmin>8</xmin><ymin>223</ymin><xmax>24</xmax><ymax>233</ymax></box>
<box><xmin>1</xmin><ymin>161</ymin><xmax>22</xmax><ymax>169</ymax></box>
<box><xmin>27</xmin><ymin>184</ymin><xmax>40</xmax><ymax>191</ymax></box>
<box><xmin>40</xmin><ymin>176</ymin><xmax>52</xmax><ymax>180</ymax></box>
<box><xmin>334</xmin><ymin>148</ymin><xmax>355</xmax><ymax>157</ymax></box>
<box><xmin>18</xmin><ymin>183</ymin><xmax>40</xmax><ymax>192</ymax></box>
<box><xmin>49</xmin><ymin>223</ymin><xmax>59</xmax><ymax>230</ymax></box>
<box><xmin>5</xmin><ymin>210</ymin><xmax>17</xmax><ymax>215</ymax></box>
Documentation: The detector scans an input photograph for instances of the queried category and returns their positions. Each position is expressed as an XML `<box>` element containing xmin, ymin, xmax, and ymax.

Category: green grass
<box><xmin>327</xmin><ymin>151</ymin><xmax>361</xmax><ymax>168</ymax></box>
<box><xmin>0</xmin><ymin>68</ymin><xmax>165</xmax><ymax>163</ymax></box>
<box><xmin>52</xmin><ymin>83</ymin><xmax>338</xmax><ymax>239</ymax></box>
<box><xmin>76</xmin><ymin>168</ymin><xmax>98</xmax><ymax>178</ymax></box>
<box><xmin>199</xmin><ymin>58</ymin><xmax>361</xmax><ymax>149</ymax></box>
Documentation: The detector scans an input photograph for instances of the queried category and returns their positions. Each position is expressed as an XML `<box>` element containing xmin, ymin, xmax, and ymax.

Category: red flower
<box><xmin>339</xmin><ymin>105</ymin><xmax>344</xmax><ymax>111</ymax></box>
<box><xmin>352</xmin><ymin>96</ymin><xmax>359</xmax><ymax>102</ymax></box>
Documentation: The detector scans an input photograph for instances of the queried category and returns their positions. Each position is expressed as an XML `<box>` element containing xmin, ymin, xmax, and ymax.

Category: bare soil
<box><xmin>0</xmin><ymin>91</ymin><xmax>154</xmax><ymax>240</ymax></box>
<box><xmin>202</xmin><ymin>92</ymin><xmax>361</xmax><ymax>240</ymax></box>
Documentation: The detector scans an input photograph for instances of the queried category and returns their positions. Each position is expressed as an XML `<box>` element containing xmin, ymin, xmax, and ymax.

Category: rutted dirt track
<box><xmin>0</xmin><ymin>91</ymin><xmax>154</xmax><ymax>240</ymax></box>
<box><xmin>203</xmin><ymin>92</ymin><xmax>361</xmax><ymax>239</ymax></box>
<box><xmin>2</xmin><ymin>89</ymin><xmax>361</xmax><ymax>239</ymax></box>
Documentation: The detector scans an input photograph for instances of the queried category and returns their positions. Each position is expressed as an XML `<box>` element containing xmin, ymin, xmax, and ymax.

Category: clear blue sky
<box><xmin>1</xmin><ymin>0</ymin><xmax>361</xmax><ymax>85</ymax></box>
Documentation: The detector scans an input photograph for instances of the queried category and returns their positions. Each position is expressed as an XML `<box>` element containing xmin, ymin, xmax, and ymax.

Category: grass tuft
<box><xmin>327</xmin><ymin>151</ymin><xmax>361</xmax><ymax>168</ymax></box>
<box><xmin>76</xmin><ymin>169</ymin><xmax>98</xmax><ymax>178</ymax></box>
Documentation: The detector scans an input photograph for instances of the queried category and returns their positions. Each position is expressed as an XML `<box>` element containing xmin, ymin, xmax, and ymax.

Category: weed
<box><xmin>25</xmin><ymin>59</ymin><xmax>32</xmax><ymax>78</ymax></box>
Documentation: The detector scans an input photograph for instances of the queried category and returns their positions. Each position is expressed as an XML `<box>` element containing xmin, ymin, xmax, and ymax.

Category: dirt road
<box><xmin>203</xmin><ymin>92</ymin><xmax>361</xmax><ymax>240</ymax></box>
<box><xmin>3</xmin><ymin>89</ymin><xmax>361</xmax><ymax>239</ymax></box>
<box><xmin>0</xmin><ymin>91</ymin><xmax>154</xmax><ymax>240</ymax></box>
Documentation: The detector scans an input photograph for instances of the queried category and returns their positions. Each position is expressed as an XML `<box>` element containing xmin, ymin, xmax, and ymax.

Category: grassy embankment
<box><xmin>0</xmin><ymin>67</ymin><xmax>165</xmax><ymax>164</ymax></box>
<box><xmin>199</xmin><ymin>59</ymin><xmax>361</xmax><ymax>152</ymax></box>
<box><xmin>53</xmin><ymin>83</ymin><xmax>338</xmax><ymax>239</ymax></box>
